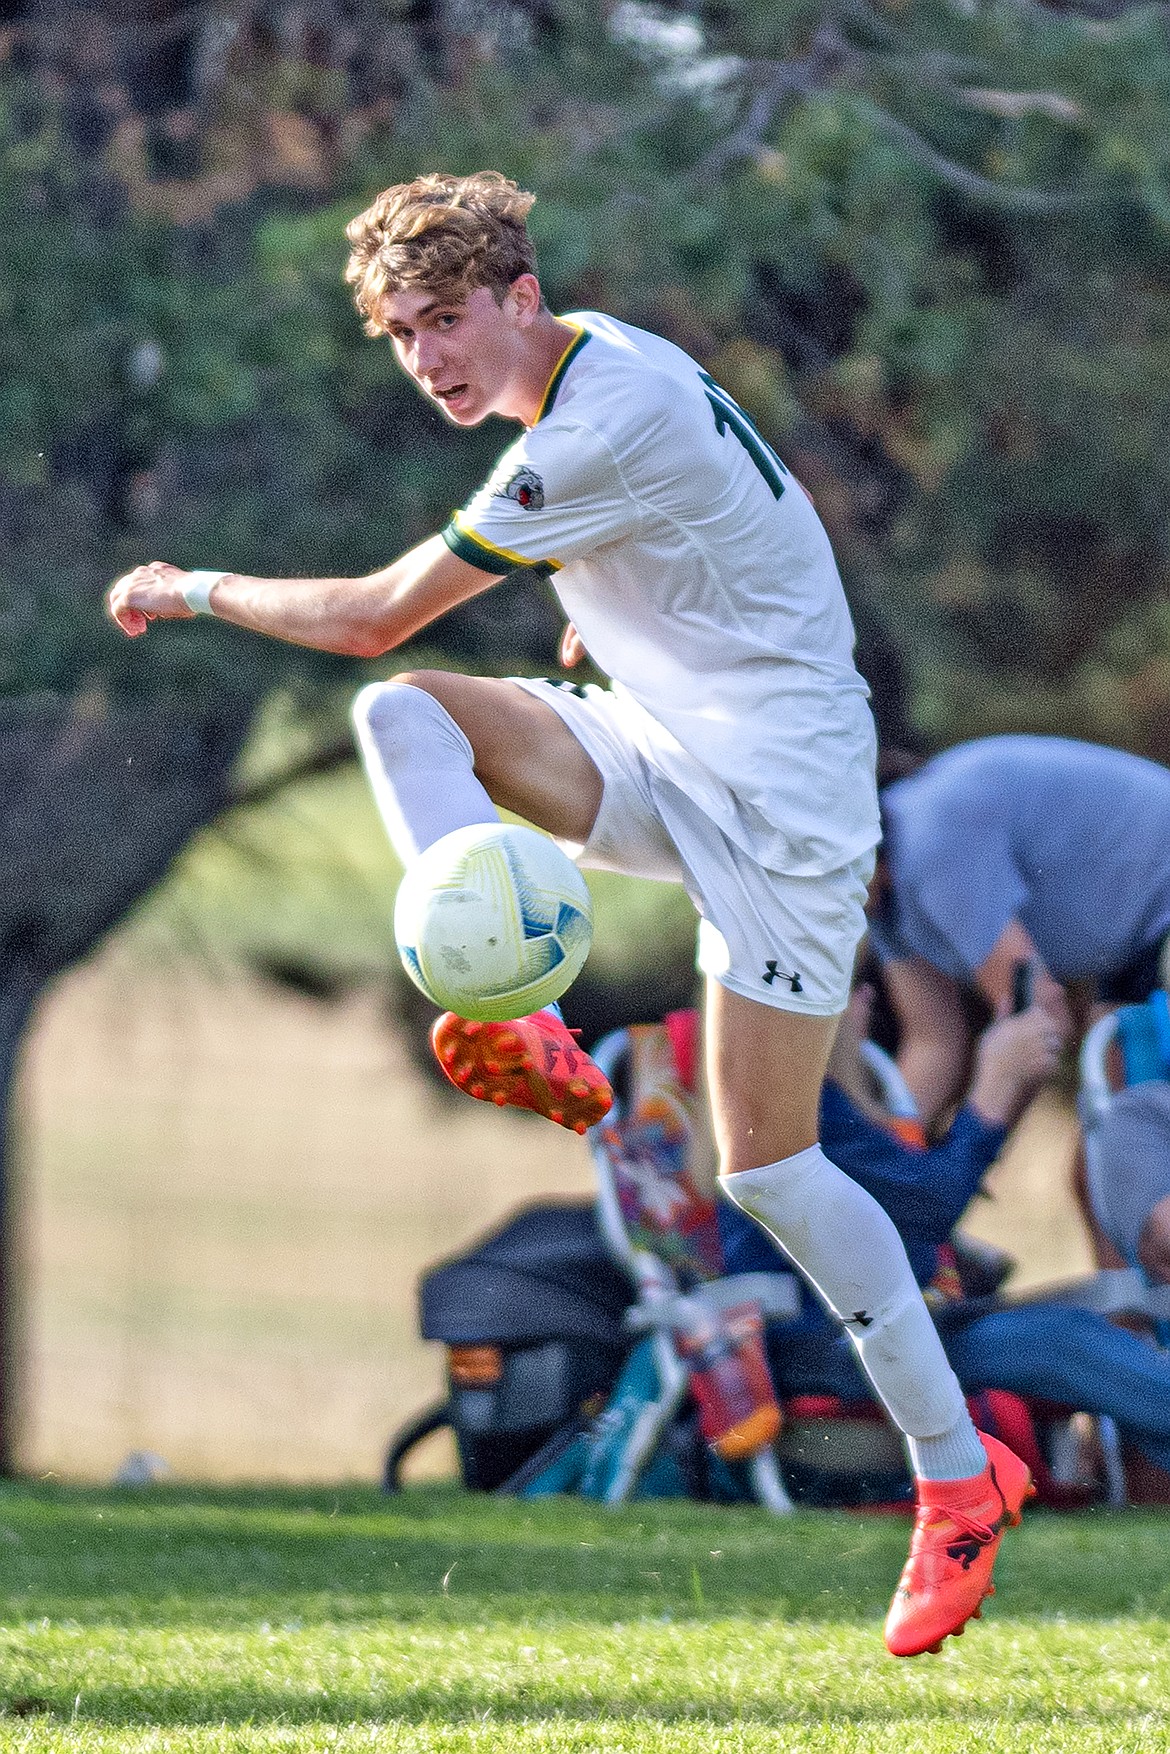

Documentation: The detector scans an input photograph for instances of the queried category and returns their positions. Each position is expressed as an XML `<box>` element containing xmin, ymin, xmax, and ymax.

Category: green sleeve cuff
<box><xmin>441</xmin><ymin>518</ymin><xmax>559</xmax><ymax>578</ymax></box>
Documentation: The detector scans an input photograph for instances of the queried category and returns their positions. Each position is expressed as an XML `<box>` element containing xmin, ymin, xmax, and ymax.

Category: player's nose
<box><xmin>413</xmin><ymin>332</ymin><xmax>446</xmax><ymax>377</ymax></box>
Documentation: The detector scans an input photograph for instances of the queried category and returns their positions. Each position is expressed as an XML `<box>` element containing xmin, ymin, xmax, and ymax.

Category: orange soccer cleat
<box><xmin>884</xmin><ymin>1431</ymin><xmax>1035</xmax><ymax>1658</ymax></box>
<box><xmin>430</xmin><ymin>1008</ymin><xmax>613</xmax><ymax>1136</ymax></box>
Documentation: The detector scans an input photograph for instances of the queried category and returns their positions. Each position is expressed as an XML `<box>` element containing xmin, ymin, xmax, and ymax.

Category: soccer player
<box><xmin>106</xmin><ymin>170</ymin><xmax>1031</xmax><ymax>1656</ymax></box>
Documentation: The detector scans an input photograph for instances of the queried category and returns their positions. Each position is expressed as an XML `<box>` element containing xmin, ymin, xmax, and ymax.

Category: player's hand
<box><xmin>559</xmin><ymin>621</ymin><xmax>586</xmax><ymax>668</ymax></box>
<box><xmin>106</xmin><ymin>562</ymin><xmax>197</xmax><ymax>638</ymax></box>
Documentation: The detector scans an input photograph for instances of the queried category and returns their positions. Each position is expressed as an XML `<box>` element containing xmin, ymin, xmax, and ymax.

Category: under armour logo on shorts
<box><xmin>763</xmin><ymin>961</ymin><xmax>803</xmax><ymax>993</ymax></box>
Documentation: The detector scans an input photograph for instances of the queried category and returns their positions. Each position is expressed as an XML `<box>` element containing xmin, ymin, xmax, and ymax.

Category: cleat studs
<box><xmin>484</xmin><ymin>1061</ymin><xmax>501</xmax><ymax>1075</ymax></box>
<box><xmin>440</xmin><ymin>1044</ymin><xmax>458</xmax><ymax>1065</ymax></box>
<box><xmin>470</xmin><ymin>1082</ymin><xmax>485</xmax><ymax>1099</ymax></box>
<box><xmin>568</xmin><ymin>1078</ymin><xmax>588</xmax><ymax>1097</ymax></box>
<box><xmin>986</xmin><ymin>1585</ymin><xmax>995</xmax><ymax>1598</ymax></box>
<box><xmin>492</xmin><ymin>1092</ymin><xmax>507</xmax><ymax>1106</ymax></box>
<box><xmin>550</xmin><ymin>1109</ymin><xmax>563</xmax><ymax>1125</ymax></box>
<box><xmin>464</xmin><ymin>1021</ymin><xmax>482</xmax><ymax>1036</ymax></box>
<box><xmin>573</xmin><ymin>1121</ymin><xmax>587</xmax><ymax>1135</ymax></box>
<box><xmin>928</xmin><ymin>1643</ymin><xmax>943</xmax><ymax>1655</ymax></box>
<box><xmin>972</xmin><ymin>1607</ymin><xmax>982</xmax><ymax>1620</ymax></box>
<box><xmin>454</xmin><ymin>1066</ymin><xmax>471</xmax><ymax>1085</ymax></box>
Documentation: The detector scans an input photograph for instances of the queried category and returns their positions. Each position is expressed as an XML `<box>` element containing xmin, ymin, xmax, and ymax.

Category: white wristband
<box><xmin>181</xmin><ymin>569</ymin><xmax>228</xmax><ymax>616</ymax></box>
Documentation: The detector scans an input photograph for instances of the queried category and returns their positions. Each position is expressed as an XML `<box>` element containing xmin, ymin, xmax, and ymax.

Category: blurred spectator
<box><xmin>868</xmin><ymin>735</ymin><xmax>1170</xmax><ymax>1130</ymax></box>
<box><xmin>1091</xmin><ymin>1082</ymin><xmax>1170</xmax><ymax>1286</ymax></box>
<box><xmin>720</xmin><ymin>986</ymin><xmax>1170</xmax><ymax>1484</ymax></box>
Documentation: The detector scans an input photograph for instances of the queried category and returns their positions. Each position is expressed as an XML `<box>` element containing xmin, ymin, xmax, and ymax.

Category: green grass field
<box><xmin>1</xmin><ymin>1483</ymin><xmax>1169</xmax><ymax>1751</ymax></box>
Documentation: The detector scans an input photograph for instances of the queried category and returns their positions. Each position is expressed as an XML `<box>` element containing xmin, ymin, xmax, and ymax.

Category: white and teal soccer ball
<box><xmin>393</xmin><ymin>823</ymin><xmax>593</xmax><ymax>1022</ymax></box>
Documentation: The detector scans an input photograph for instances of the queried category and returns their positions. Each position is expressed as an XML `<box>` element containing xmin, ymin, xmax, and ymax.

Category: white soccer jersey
<box><xmin>441</xmin><ymin>312</ymin><xmax>879</xmax><ymax>878</ymax></box>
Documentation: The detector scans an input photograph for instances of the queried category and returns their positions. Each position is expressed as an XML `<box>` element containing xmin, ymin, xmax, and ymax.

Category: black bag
<box><xmin>383</xmin><ymin>1200</ymin><xmax>915</xmax><ymax>1507</ymax></box>
<box><xmin>384</xmin><ymin>1201</ymin><xmax>633</xmax><ymax>1491</ymax></box>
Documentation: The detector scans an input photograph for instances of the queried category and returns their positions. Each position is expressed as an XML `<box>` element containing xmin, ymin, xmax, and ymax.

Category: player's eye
<box><xmin>436</xmin><ymin>312</ymin><xmax>459</xmax><ymax>330</ymax></box>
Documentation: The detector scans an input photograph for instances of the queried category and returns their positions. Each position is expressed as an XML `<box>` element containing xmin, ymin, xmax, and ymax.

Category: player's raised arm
<box><xmin>105</xmin><ymin>535</ymin><xmax>502</xmax><ymax>657</ymax></box>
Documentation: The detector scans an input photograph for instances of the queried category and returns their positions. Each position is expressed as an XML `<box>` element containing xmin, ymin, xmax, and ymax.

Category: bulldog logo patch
<box><xmin>493</xmin><ymin>465</ymin><xmax>545</xmax><ymax>510</ymax></box>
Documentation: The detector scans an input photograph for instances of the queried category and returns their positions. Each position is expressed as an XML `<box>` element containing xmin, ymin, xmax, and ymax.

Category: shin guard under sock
<box><xmin>722</xmin><ymin>1144</ymin><xmax>983</xmax><ymax>1475</ymax></box>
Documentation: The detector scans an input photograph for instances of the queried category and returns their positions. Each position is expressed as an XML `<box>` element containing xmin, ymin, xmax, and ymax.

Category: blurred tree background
<box><xmin>2</xmin><ymin>0</ymin><xmax>1169</xmax><ymax>1038</ymax></box>
<box><xmin>1</xmin><ymin>0</ymin><xmax>1169</xmax><ymax>1006</ymax></box>
<box><xmin>0</xmin><ymin>43</ymin><xmax>1167</xmax><ymax>1080</ymax></box>
<box><xmin>1</xmin><ymin>0</ymin><xmax>1168</xmax><ymax>1469</ymax></box>
<box><xmin>8</xmin><ymin>0</ymin><xmax>1170</xmax><ymax>753</ymax></box>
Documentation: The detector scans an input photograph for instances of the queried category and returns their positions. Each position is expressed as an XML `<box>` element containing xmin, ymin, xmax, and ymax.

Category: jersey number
<box><xmin>699</xmin><ymin>372</ymin><xmax>787</xmax><ymax>500</ymax></box>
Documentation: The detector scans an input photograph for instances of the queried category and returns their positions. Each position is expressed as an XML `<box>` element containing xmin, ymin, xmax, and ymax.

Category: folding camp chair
<box><xmin>1078</xmin><ymin>995</ymin><xmax>1170</xmax><ymax>1340</ymax></box>
<box><xmin>585</xmin><ymin>1016</ymin><xmax>801</xmax><ymax>1513</ymax></box>
<box><xmin>509</xmin><ymin>1015</ymin><xmax>909</xmax><ymax>1511</ymax></box>
<box><xmin>572</xmin><ymin>1014</ymin><xmax>1135</xmax><ymax>1513</ymax></box>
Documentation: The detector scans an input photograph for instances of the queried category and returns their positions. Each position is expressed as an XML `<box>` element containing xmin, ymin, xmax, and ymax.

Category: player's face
<box><xmin>379</xmin><ymin>283</ymin><xmax>529</xmax><ymax>425</ymax></box>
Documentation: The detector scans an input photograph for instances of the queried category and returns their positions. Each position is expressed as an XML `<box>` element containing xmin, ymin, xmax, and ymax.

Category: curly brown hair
<box><xmin>344</xmin><ymin>171</ymin><xmax>538</xmax><ymax>334</ymax></box>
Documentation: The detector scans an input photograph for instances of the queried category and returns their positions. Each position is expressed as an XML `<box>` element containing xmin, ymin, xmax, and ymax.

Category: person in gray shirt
<box><xmin>871</xmin><ymin>735</ymin><xmax>1170</xmax><ymax>1130</ymax></box>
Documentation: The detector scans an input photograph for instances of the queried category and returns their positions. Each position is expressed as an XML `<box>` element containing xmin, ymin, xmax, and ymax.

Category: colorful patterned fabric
<box><xmin>595</xmin><ymin>1018</ymin><xmax>725</xmax><ymax>1284</ymax></box>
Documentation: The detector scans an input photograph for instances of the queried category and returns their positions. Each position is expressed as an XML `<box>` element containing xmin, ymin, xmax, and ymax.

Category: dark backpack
<box><xmin>384</xmin><ymin>1201</ymin><xmax>633</xmax><ymax>1492</ymax></box>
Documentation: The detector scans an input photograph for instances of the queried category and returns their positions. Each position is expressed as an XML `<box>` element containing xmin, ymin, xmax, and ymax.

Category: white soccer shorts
<box><xmin>511</xmin><ymin>677</ymin><xmax>872</xmax><ymax>1017</ymax></box>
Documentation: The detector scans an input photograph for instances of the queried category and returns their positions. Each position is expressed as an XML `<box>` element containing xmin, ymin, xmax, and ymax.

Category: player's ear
<box><xmin>506</xmin><ymin>273</ymin><xmax>543</xmax><ymax>324</ymax></box>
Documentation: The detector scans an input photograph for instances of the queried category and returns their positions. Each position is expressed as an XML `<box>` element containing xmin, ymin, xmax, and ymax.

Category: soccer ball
<box><xmin>393</xmin><ymin>822</ymin><xmax>594</xmax><ymax>1022</ymax></box>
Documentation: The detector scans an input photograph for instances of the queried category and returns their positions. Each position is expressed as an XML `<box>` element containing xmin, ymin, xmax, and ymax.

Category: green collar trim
<box><xmin>533</xmin><ymin>322</ymin><xmax>590</xmax><ymax>423</ymax></box>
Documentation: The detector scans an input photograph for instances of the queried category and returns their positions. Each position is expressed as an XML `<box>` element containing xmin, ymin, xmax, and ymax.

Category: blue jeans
<box><xmin>771</xmin><ymin>1303</ymin><xmax>1170</xmax><ymax>1474</ymax></box>
<box><xmin>944</xmin><ymin>1303</ymin><xmax>1170</xmax><ymax>1474</ymax></box>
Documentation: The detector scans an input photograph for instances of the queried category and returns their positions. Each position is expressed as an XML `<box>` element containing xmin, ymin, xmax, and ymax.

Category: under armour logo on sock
<box><xmin>763</xmin><ymin>961</ymin><xmax>803</xmax><ymax>993</ymax></box>
<box><xmin>846</xmin><ymin>1310</ymin><xmax>874</xmax><ymax>1328</ymax></box>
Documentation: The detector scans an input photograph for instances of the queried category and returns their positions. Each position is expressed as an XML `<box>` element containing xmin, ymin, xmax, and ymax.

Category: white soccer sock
<box><xmin>721</xmin><ymin>1145</ymin><xmax>986</xmax><ymax>1481</ymax></box>
<box><xmin>905</xmin><ymin>1420</ymin><xmax>989</xmax><ymax>1484</ymax></box>
<box><xmin>351</xmin><ymin>681</ymin><xmax>499</xmax><ymax>863</ymax></box>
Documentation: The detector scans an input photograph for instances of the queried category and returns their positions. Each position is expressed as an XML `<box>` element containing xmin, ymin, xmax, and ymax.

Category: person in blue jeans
<box><xmin>720</xmin><ymin>983</ymin><xmax>1170</xmax><ymax>1478</ymax></box>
